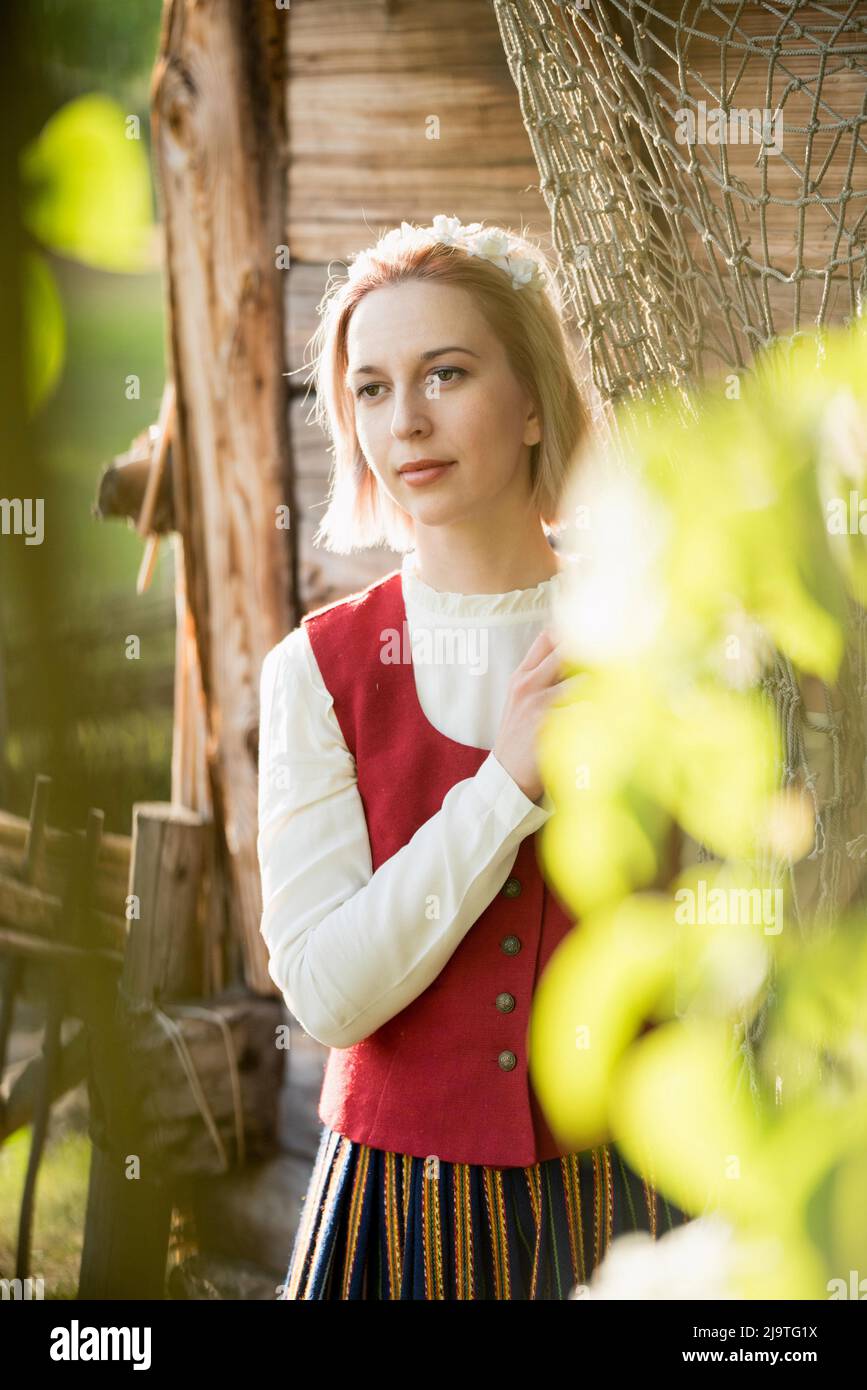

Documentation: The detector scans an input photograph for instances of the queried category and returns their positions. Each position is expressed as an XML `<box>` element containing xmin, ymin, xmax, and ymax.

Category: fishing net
<box><xmin>493</xmin><ymin>0</ymin><xmax>867</xmax><ymax>399</ymax></box>
<box><xmin>492</xmin><ymin>0</ymin><xmax>867</xmax><ymax>1109</ymax></box>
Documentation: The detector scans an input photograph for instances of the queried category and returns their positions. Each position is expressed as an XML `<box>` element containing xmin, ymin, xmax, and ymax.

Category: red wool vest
<box><xmin>302</xmin><ymin>567</ymin><xmax>577</xmax><ymax>1167</ymax></box>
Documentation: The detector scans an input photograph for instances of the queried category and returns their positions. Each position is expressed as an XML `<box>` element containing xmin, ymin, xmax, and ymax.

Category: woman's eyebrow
<box><xmin>346</xmin><ymin>345</ymin><xmax>480</xmax><ymax>382</ymax></box>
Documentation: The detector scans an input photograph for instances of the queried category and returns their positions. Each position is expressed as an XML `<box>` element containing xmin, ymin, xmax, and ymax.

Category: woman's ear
<box><xmin>523</xmin><ymin>400</ymin><xmax>542</xmax><ymax>448</ymax></box>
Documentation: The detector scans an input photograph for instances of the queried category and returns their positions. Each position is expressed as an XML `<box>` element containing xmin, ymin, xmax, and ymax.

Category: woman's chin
<box><xmin>405</xmin><ymin>500</ymin><xmax>468</xmax><ymax>528</ymax></box>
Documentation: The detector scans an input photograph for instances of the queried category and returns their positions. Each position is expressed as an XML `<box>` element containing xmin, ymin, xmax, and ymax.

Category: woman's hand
<box><xmin>493</xmin><ymin>628</ymin><xmax>584</xmax><ymax>804</ymax></box>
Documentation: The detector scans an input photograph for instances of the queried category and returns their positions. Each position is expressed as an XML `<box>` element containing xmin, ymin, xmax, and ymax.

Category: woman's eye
<box><xmin>355</xmin><ymin>367</ymin><xmax>465</xmax><ymax>401</ymax></box>
<box><xmin>427</xmin><ymin>367</ymin><xmax>465</xmax><ymax>387</ymax></box>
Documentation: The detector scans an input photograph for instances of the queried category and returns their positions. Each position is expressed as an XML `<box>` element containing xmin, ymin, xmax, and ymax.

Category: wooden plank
<box><xmin>288</xmin><ymin>0</ymin><xmax>514</xmax><ymax>73</ymax></box>
<box><xmin>0</xmin><ymin>808</ymin><xmax>131</xmax><ymax>924</ymax></box>
<box><xmin>78</xmin><ymin>1144</ymin><xmax>174</xmax><ymax>1300</ymax></box>
<box><xmin>122</xmin><ymin>804</ymin><xmax>208</xmax><ymax>1006</ymax></box>
<box><xmin>0</xmin><ymin>925</ymin><xmax>121</xmax><ymax>966</ymax></box>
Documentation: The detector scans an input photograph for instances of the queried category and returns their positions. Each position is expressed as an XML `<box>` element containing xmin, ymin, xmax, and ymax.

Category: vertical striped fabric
<box><xmin>279</xmin><ymin>1125</ymin><xmax>691</xmax><ymax>1300</ymax></box>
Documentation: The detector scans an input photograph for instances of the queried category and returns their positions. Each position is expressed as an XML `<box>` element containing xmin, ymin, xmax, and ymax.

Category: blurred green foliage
<box><xmin>2</xmin><ymin>1</ymin><xmax>171</xmax><ymax>834</ymax></box>
<box><xmin>22</xmin><ymin>92</ymin><xmax>155</xmax><ymax>409</ymax></box>
<box><xmin>533</xmin><ymin>320</ymin><xmax>867</xmax><ymax>1297</ymax></box>
<box><xmin>0</xmin><ymin>1</ymin><xmax>168</xmax><ymax>1301</ymax></box>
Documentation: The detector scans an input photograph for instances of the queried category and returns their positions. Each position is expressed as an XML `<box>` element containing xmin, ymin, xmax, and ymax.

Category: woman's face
<box><xmin>344</xmin><ymin>279</ymin><xmax>541</xmax><ymax>530</ymax></box>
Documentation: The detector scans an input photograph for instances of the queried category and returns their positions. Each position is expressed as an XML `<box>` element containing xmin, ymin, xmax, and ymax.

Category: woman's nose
<box><xmin>390</xmin><ymin>388</ymin><xmax>431</xmax><ymax>439</ymax></box>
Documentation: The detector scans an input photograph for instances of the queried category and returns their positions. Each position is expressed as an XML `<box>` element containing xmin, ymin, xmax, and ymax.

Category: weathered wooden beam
<box><xmin>15</xmin><ymin>802</ymin><xmax>107</xmax><ymax>1282</ymax></box>
<box><xmin>151</xmin><ymin>0</ymin><xmax>296</xmax><ymax>995</ymax></box>
<box><xmin>121</xmin><ymin>803</ymin><xmax>209</xmax><ymax>1006</ymax></box>
<box><xmin>78</xmin><ymin>1144</ymin><xmax>175</xmax><ymax>1301</ymax></box>
<box><xmin>0</xmin><ymin>865</ymin><xmax>126</xmax><ymax>955</ymax></box>
<box><xmin>0</xmin><ymin>923</ymin><xmax>123</xmax><ymax>967</ymax></box>
<box><xmin>0</xmin><ymin>805</ymin><xmax>132</xmax><ymax>920</ymax></box>
<box><xmin>126</xmin><ymin>994</ymin><xmax>283</xmax><ymax>1177</ymax></box>
<box><xmin>78</xmin><ymin>803</ymin><xmax>209</xmax><ymax>1299</ymax></box>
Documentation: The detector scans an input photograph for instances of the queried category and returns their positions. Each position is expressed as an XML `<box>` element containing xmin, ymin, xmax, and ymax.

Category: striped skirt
<box><xmin>279</xmin><ymin>1124</ymin><xmax>691</xmax><ymax>1300</ymax></box>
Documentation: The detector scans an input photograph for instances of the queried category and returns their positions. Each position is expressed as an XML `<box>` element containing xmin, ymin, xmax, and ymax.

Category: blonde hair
<box><xmin>301</xmin><ymin>218</ymin><xmax>590</xmax><ymax>554</ymax></box>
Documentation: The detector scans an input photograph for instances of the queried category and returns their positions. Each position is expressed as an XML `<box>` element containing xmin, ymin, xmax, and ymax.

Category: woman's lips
<box><xmin>398</xmin><ymin>461</ymin><xmax>455</xmax><ymax>487</ymax></box>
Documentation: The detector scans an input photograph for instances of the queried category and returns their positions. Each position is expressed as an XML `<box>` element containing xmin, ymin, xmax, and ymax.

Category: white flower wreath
<box><xmin>371</xmin><ymin>214</ymin><xmax>549</xmax><ymax>293</ymax></box>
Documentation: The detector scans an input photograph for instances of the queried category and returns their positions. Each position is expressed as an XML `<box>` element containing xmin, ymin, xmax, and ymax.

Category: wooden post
<box><xmin>150</xmin><ymin>0</ymin><xmax>296</xmax><ymax>994</ymax></box>
<box><xmin>78</xmin><ymin>803</ymin><xmax>207</xmax><ymax>1300</ymax></box>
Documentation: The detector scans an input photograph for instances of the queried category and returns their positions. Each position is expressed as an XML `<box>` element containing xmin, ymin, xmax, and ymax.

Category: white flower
<box><xmin>370</xmin><ymin>215</ymin><xmax>548</xmax><ymax>296</ymax></box>
<box><xmin>373</xmin><ymin>226</ymin><xmax>407</xmax><ymax>257</ymax></box>
<box><xmin>509</xmin><ymin>257</ymin><xmax>545</xmax><ymax>290</ymax></box>
<box><xmin>466</xmin><ymin>228</ymin><xmax>512</xmax><ymax>262</ymax></box>
<box><xmin>430</xmin><ymin>214</ymin><xmax>464</xmax><ymax>244</ymax></box>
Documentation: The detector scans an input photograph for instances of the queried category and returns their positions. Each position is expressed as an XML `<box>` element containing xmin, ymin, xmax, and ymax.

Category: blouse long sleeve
<box><xmin>256</xmin><ymin>627</ymin><xmax>552</xmax><ymax>1050</ymax></box>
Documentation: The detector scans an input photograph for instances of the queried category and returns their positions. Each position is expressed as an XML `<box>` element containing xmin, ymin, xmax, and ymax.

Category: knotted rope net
<box><xmin>492</xmin><ymin>0</ymin><xmax>867</xmax><ymax>1108</ymax></box>
<box><xmin>494</xmin><ymin>0</ymin><xmax>867</xmax><ymax>397</ymax></box>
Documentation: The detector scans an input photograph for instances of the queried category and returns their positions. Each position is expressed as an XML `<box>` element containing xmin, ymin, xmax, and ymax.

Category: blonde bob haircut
<box><xmin>302</xmin><ymin>218</ymin><xmax>590</xmax><ymax>554</ymax></box>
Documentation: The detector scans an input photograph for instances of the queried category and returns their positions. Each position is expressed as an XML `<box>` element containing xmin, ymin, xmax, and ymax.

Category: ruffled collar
<box><xmin>400</xmin><ymin>550</ymin><xmax>572</xmax><ymax>620</ymax></box>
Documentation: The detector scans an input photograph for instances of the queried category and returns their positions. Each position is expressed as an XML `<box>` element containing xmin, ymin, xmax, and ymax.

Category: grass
<box><xmin>0</xmin><ymin>1121</ymin><xmax>92</xmax><ymax>1300</ymax></box>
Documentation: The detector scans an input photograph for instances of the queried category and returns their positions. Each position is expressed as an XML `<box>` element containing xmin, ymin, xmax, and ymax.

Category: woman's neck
<box><xmin>410</xmin><ymin>531</ymin><xmax>561</xmax><ymax>595</ymax></box>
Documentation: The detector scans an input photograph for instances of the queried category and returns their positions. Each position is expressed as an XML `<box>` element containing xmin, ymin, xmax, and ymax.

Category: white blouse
<box><xmin>256</xmin><ymin>551</ymin><xmax>840</xmax><ymax>1050</ymax></box>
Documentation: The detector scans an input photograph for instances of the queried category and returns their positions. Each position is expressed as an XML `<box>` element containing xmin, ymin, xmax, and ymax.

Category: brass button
<box><xmin>501</xmin><ymin>935</ymin><xmax>522</xmax><ymax>955</ymax></box>
<box><xmin>496</xmin><ymin>992</ymin><xmax>515</xmax><ymax>1013</ymax></box>
<box><xmin>502</xmin><ymin>877</ymin><xmax>522</xmax><ymax>898</ymax></box>
<box><xmin>498</xmin><ymin>1050</ymin><xmax>517</xmax><ymax>1071</ymax></box>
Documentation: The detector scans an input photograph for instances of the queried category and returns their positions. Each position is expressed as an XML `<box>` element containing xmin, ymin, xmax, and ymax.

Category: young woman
<box><xmin>257</xmin><ymin>215</ymin><xmax>688</xmax><ymax>1301</ymax></box>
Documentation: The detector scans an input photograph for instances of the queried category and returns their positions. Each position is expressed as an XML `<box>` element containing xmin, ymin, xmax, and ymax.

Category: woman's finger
<box><xmin>528</xmin><ymin>636</ymin><xmax>573</xmax><ymax>684</ymax></box>
<box><xmin>547</xmin><ymin>673</ymin><xmax>590</xmax><ymax>702</ymax></box>
<box><xmin>518</xmin><ymin>627</ymin><xmax>557</xmax><ymax>672</ymax></box>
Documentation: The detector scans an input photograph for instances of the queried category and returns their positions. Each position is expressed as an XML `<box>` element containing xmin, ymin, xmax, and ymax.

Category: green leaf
<box><xmin>24</xmin><ymin>250</ymin><xmax>65</xmax><ymax>412</ymax></box>
<box><xmin>529</xmin><ymin>895</ymin><xmax>678</xmax><ymax>1147</ymax></box>
<box><xmin>21</xmin><ymin>93</ymin><xmax>154</xmax><ymax>271</ymax></box>
<box><xmin>612</xmin><ymin>1019</ymin><xmax>763</xmax><ymax>1218</ymax></box>
<box><xmin>650</xmin><ymin>686</ymin><xmax>781</xmax><ymax>859</ymax></box>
